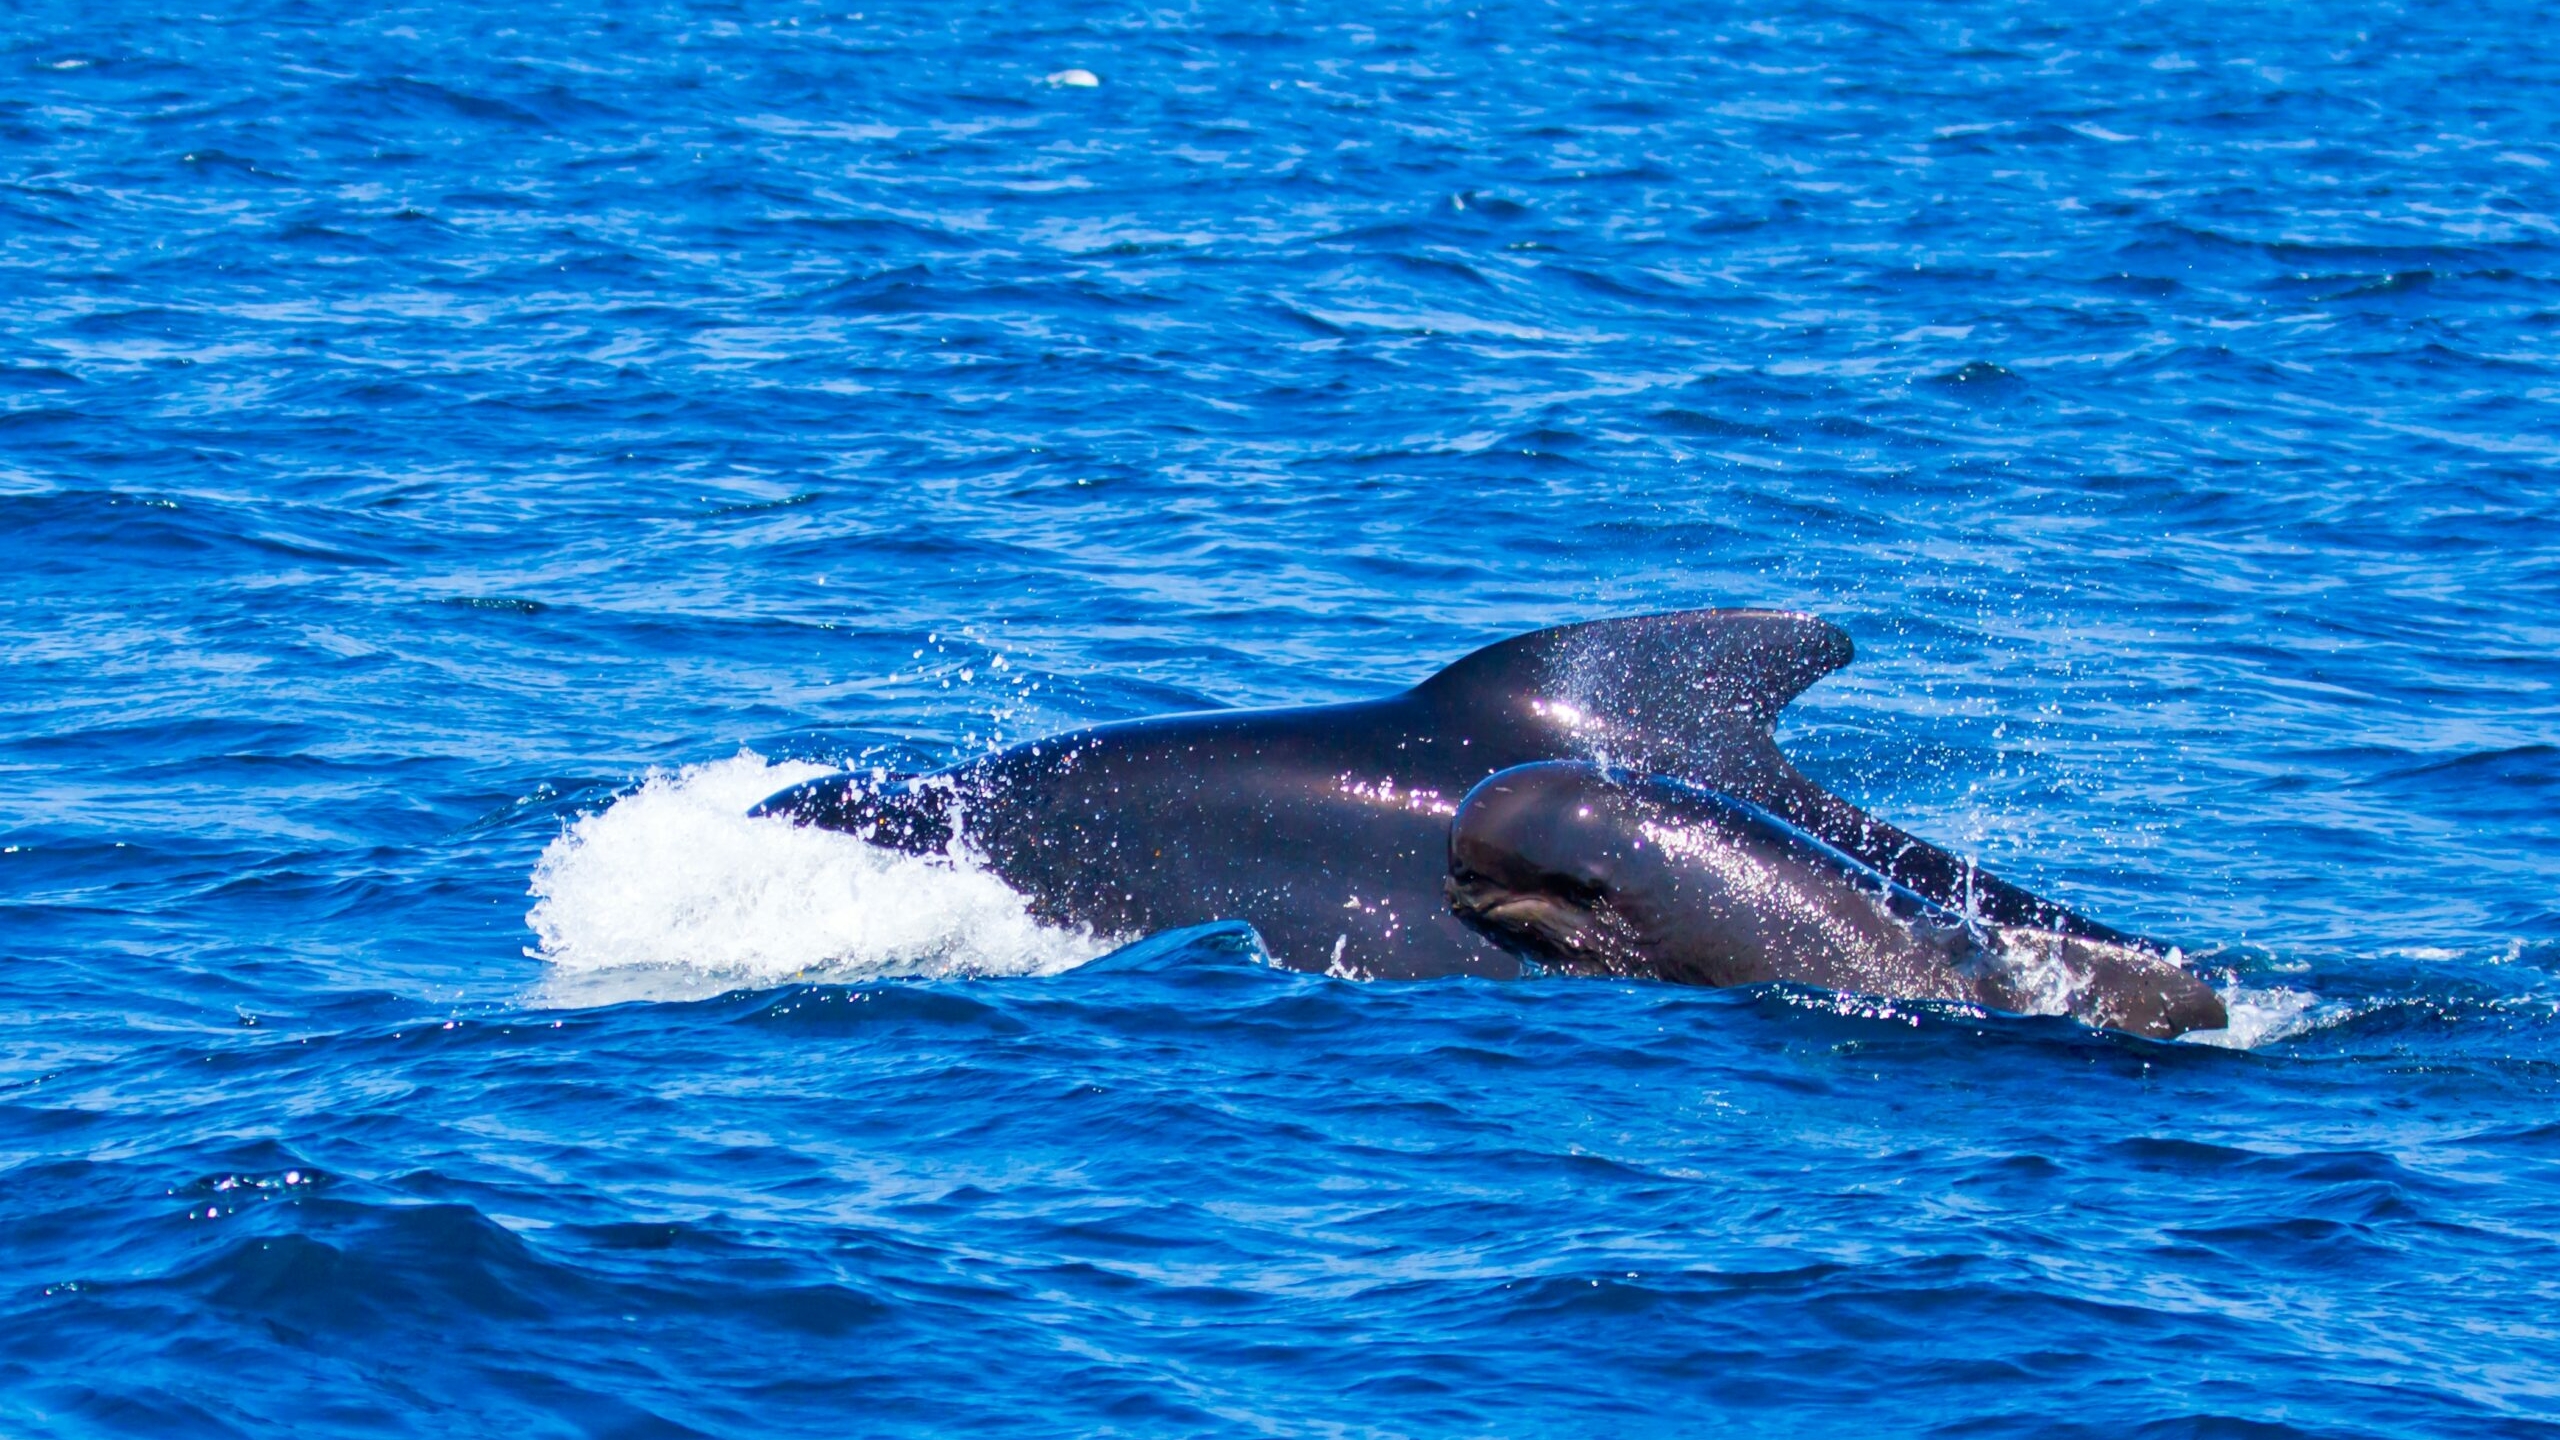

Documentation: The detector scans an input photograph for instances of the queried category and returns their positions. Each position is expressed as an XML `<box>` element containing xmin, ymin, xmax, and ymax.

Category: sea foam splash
<box><xmin>525</xmin><ymin>752</ymin><xmax>1108</xmax><ymax>1000</ymax></box>
<box><xmin>2187</xmin><ymin>983</ymin><xmax>2327</xmax><ymax>1049</ymax></box>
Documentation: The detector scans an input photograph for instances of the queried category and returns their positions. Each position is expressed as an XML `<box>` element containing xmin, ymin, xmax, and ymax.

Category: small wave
<box><xmin>523</xmin><ymin>752</ymin><xmax>1106</xmax><ymax>1001</ymax></box>
<box><xmin>2184</xmin><ymin>983</ymin><xmax>2326</xmax><ymax>1049</ymax></box>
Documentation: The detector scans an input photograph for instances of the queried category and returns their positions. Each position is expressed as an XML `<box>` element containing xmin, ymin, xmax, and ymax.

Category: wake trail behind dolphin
<box><xmin>524</xmin><ymin>751</ymin><xmax>1109</xmax><ymax>1005</ymax></box>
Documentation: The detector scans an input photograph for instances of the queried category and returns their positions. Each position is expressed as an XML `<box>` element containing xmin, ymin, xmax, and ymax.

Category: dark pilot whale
<box><xmin>1447</xmin><ymin>762</ymin><xmax>2224</xmax><ymax>1037</ymax></box>
<box><xmin>751</xmin><ymin>607</ymin><xmax>2225</xmax><ymax>1035</ymax></box>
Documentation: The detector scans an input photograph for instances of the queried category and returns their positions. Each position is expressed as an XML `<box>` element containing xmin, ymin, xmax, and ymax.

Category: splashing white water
<box><xmin>2184</xmin><ymin>983</ymin><xmax>2325</xmax><ymax>1049</ymax></box>
<box><xmin>524</xmin><ymin>752</ymin><xmax>1107</xmax><ymax>1001</ymax></box>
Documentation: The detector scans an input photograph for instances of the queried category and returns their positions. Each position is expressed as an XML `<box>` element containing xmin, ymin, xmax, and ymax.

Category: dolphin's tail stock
<box><xmin>1411</xmin><ymin>608</ymin><xmax>2128</xmax><ymax>942</ymax></box>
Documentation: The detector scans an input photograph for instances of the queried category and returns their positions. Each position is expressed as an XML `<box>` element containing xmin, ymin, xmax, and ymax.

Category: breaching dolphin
<box><xmin>751</xmin><ymin>608</ymin><xmax>2224</xmax><ymax>1034</ymax></box>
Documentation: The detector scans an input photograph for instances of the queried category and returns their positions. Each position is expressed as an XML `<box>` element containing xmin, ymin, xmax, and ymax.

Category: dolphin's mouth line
<box><xmin>1445</xmin><ymin>873</ymin><xmax>1646</xmax><ymax>972</ymax></box>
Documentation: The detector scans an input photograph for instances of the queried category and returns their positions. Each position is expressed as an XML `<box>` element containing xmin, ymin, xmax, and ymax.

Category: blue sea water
<box><xmin>4</xmin><ymin>0</ymin><xmax>2559</xmax><ymax>1433</ymax></box>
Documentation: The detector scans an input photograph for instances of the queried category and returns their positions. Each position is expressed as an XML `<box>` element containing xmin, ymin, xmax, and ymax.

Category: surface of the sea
<box><xmin>5</xmin><ymin>1</ymin><xmax>2559</xmax><ymax>1434</ymax></box>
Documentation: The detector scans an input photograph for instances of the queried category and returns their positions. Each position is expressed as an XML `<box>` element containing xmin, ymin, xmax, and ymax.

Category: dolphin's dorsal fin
<box><xmin>1414</xmin><ymin>608</ymin><xmax>1853</xmax><ymax>769</ymax></box>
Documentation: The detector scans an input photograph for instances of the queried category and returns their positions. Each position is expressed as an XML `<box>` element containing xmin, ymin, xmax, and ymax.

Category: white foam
<box><xmin>523</xmin><ymin>751</ymin><xmax>1107</xmax><ymax>1002</ymax></box>
<box><xmin>2181</xmin><ymin>983</ymin><xmax>2325</xmax><ymax>1049</ymax></box>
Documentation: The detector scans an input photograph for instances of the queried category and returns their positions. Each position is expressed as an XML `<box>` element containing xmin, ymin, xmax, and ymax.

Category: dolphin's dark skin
<box><xmin>753</xmin><ymin>609</ymin><xmax>2187</xmax><ymax>995</ymax></box>
<box><xmin>1447</xmin><ymin>762</ymin><xmax>2226</xmax><ymax>1037</ymax></box>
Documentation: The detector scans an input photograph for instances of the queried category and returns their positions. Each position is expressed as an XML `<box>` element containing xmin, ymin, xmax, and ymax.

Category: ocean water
<box><xmin>4</xmin><ymin>0</ymin><xmax>2558</xmax><ymax>1433</ymax></box>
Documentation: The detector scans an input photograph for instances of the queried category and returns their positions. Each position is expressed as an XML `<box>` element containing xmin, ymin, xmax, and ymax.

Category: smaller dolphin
<box><xmin>1446</xmin><ymin>762</ymin><xmax>2227</xmax><ymax>1039</ymax></box>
